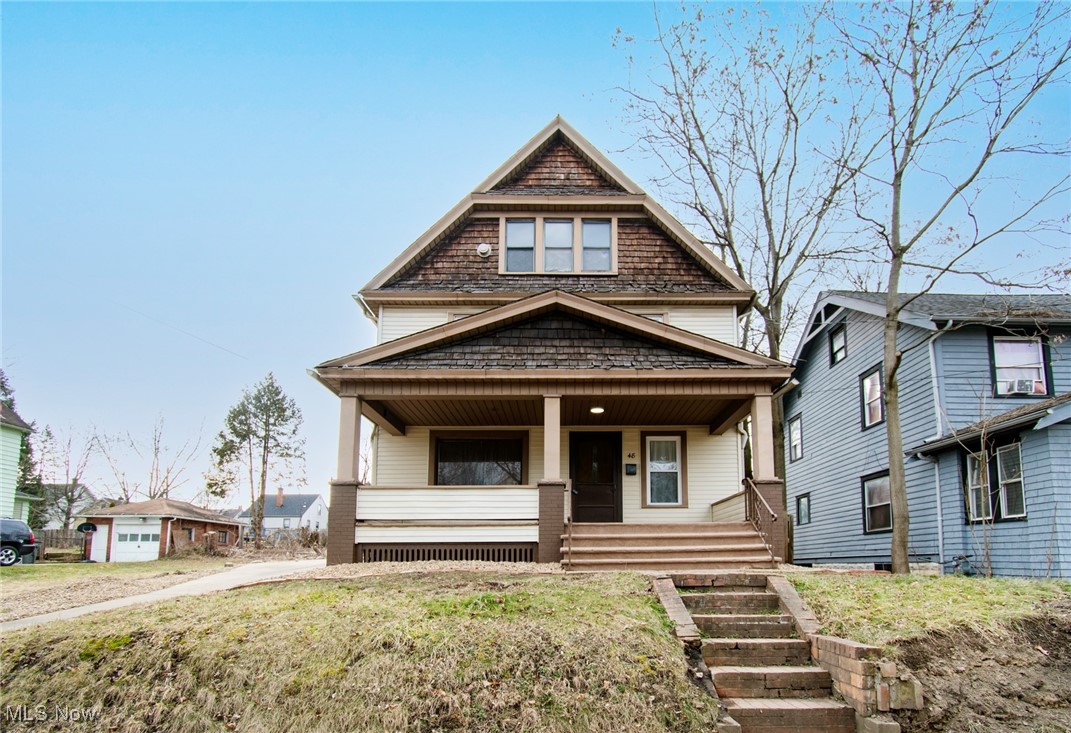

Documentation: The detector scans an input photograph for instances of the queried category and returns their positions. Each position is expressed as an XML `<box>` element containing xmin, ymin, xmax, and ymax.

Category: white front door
<box><xmin>110</xmin><ymin>521</ymin><xmax>162</xmax><ymax>562</ymax></box>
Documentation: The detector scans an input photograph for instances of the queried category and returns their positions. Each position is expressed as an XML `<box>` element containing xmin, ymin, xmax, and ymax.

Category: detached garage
<box><xmin>84</xmin><ymin>498</ymin><xmax>242</xmax><ymax>562</ymax></box>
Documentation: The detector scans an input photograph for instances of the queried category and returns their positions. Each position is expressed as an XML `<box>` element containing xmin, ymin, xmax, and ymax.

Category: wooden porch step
<box><xmin>712</xmin><ymin>665</ymin><xmax>833</xmax><ymax>699</ymax></box>
<box><xmin>702</xmin><ymin>638</ymin><xmax>811</xmax><ymax>666</ymax></box>
<box><xmin>562</xmin><ymin>531</ymin><xmax>761</xmax><ymax>544</ymax></box>
<box><xmin>723</xmin><ymin>698</ymin><xmax>856</xmax><ymax>733</ymax></box>
<box><xmin>693</xmin><ymin>614</ymin><xmax>796</xmax><ymax>638</ymax></box>
<box><xmin>565</xmin><ymin>544</ymin><xmax>770</xmax><ymax>560</ymax></box>
<box><xmin>681</xmin><ymin>591</ymin><xmax>780</xmax><ymax>614</ymax></box>
<box><xmin>563</xmin><ymin>557</ymin><xmax>777</xmax><ymax>572</ymax></box>
<box><xmin>567</xmin><ymin>522</ymin><xmax>755</xmax><ymax>535</ymax></box>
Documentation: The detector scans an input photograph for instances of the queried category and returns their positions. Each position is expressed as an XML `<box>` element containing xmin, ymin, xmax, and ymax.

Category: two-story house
<box><xmin>784</xmin><ymin>291</ymin><xmax>1071</xmax><ymax>577</ymax></box>
<box><xmin>312</xmin><ymin>118</ymin><xmax>794</xmax><ymax>570</ymax></box>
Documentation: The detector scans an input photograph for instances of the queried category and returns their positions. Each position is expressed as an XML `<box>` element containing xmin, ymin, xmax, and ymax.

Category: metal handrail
<box><xmin>744</xmin><ymin>477</ymin><xmax>782</xmax><ymax>562</ymax></box>
<box><xmin>564</xmin><ymin>515</ymin><xmax>574</xmax><ymax>568</ymax></box>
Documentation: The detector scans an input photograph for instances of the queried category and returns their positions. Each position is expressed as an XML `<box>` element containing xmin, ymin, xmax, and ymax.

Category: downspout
<box><xmin>926</xmin><ymin>322</ymin><xmax>954</xmax><ymax>568</ymax></box>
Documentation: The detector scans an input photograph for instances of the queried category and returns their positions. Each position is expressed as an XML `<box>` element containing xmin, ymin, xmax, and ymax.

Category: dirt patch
<box><xmin>0</xmin><ymin>569</ymin><xmax>222</xmax><ymax>622</ymax></box>
<box><xmin>893</xmin><ymin>609</ymin><xmax>1071</xmax><ymax>733</ymax></box>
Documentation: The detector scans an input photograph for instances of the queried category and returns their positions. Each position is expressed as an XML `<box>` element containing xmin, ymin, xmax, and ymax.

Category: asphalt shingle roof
<box><xmin>0</xmin><ymin>404</ymin><xmax>33</xmax><ymax>432</ymax></box>
<box><xmin>89</xmin><ymin>498</ymin><xmax>241</xmax><ymax>525</ymax></box>
<box><xmin>828</xmin><ymin>291</ymin><xmax>1071</xmax><ymax>322</ymax></box>
<box><xmin>914</xmin><ymin>391</ymin><xmax>1071</xmax><ymax>454</ymax></box>
<box><xmin>240</xmin><ymin>494</ymin><xmax>323</xmax><ymax>519</ymax></box>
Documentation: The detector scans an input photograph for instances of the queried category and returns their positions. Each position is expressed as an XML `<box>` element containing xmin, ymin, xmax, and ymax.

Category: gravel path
<box><xmin>0</xmin><ymin>568</ymin><xmax>224</xmax><ymax>622</ymax></box>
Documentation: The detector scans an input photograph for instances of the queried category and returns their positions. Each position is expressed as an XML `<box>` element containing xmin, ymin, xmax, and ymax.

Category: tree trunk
<box><xmin>885</xmin><ymin>181</ymin><xmax>911</xmax><ymax>574</ymax></box>
<box><xmin>766</xmin><ymin>320</ymin><xmax>786</xmax><ymax>482</ymax></box>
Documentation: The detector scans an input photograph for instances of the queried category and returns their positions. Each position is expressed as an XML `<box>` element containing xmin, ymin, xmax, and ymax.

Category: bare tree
<box><xmin>617</xmin><ymin>4</ymin><xmax>874</xmax><ymax>475</ymax></box>
<box><xmin>37</xmin><ymin>426</ymin><xmax>96</xmax><ymax>529</ymax></box>
<box><xmin>97</xmin><ymin>417</ymin><xmax>202</xmax><ymax>501</ymax></box>
<box><xmin>826</xmin><ymin>0</ymin><xmax>1071</xmax><ymax>572</ymax></box>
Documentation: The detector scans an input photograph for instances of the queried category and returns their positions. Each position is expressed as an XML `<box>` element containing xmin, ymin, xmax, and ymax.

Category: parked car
<box><xmin>0</xmin><ymin>518</ymin><xmax>37</xmax><ymax>566</ymax></box>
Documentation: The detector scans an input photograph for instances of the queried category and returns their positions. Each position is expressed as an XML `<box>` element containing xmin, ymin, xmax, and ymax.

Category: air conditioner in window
<box><xmin>1007</xmin><ymin>379</ymin><xmax>1036</xmax><ymax>394</ymax></box>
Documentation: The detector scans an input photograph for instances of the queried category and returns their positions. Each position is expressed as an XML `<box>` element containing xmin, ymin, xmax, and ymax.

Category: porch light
<box><xmin>589</xmin><ymin>406</ymin><xmax>605</xmax><ymax>414</ymax></box>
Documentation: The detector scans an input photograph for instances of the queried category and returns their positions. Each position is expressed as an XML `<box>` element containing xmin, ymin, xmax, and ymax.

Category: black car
<box><xmin>0</xmin><ymin>518</ymin><xmax>37</xmax><ymax>566</ymax></box>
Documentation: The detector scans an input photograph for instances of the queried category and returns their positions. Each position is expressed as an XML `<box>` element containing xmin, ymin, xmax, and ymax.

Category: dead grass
<box><xmin>0</xmin><ymin>557</ymin><xmax>233</xmax><ymax>593</ymax></box>
<box><xmin>0</xmin><ymin>572</ymin><xmax>715</xmax><ymax>733</ymax></box>
<box><xmin>789</xmin><ymin>573</ymin><xmax>1071</xmax><ymax>650</ymax></box>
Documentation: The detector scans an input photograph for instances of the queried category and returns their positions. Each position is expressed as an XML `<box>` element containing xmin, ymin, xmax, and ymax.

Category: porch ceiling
<box><xmin>364</xmin><ymin>395</ymin><xmax>751</xmax><ymax>434</ymax></box>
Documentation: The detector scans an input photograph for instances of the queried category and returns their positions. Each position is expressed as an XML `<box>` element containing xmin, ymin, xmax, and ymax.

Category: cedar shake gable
<box><xmin>362</xmin><ymin>312</ymin><xmax>738</xmax><ymax>371</ymax></box>
<box><xmin>487</xmin><ymin>133</ymin><xmax>628</xmax><ymax>195</ymax></box>
<box><xmin>380</xmin><ymin>218</ymin><xmax>733</xmax><ymax>293</ymax></box>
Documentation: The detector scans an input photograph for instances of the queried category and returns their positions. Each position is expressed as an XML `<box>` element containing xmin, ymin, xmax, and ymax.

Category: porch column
<box><xmin>537</xmin><ymin>395</ymin><xmax>565</xmax><ymax>564</ymax></box>
<box><xmin>750</xmin><ymin>393</ymin><xmax>787</xmax><ymax>562</ymax></box>
<box><xmin>328</xmin><ymin>396</ymin><xmax>361</xmax><ymax>565</ymax></box>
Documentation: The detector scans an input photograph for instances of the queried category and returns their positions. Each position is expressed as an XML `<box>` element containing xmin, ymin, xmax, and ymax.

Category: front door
<box><xmin>570</xmin><ymin>432</ymin><xmax>622</xmax><ymax>523</ymax></box>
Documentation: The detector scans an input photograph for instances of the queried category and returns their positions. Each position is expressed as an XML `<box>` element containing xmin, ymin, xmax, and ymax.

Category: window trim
<box><xmin>829</xmin><ymin>324</ymin><xmax>847</xmax><ymax>366</ymax></box>
<box><xmin>861</xmin><ymin>471</ymin><xmax>892</xmax><ymax>534</ymax></box>
<box><xmin>428</xmin><ymin>430</ymin><xmax>530</xmax><ymax>486</ymax></box>
<box><xmin>988</xmin><ymin>331</ymin><xmax>1052</xmax><ymax>399</ymax></box>
<box><xmin>960</xmin><ymin>440</ymin><xmax>1028</xmax><ymax>523</ymax></box>
<box><xmin>788</xmin><ymin>415</ymin><xmax>803</xmax><ymax>462</ymax></box>
<box><xmin>996</xmin><ymin>443</ymin><xmax>1027</xmax><ymax>519</ymax></box>
<box><xmin>498</xmin><ymin>215</ymin><xmax>618</xmax><ymax>275</ymax></box>
<box><xmin>859</xmin><ymin>364</ymin><xmax>885</xmax><ymax>430</ymax></box>
<box><xmin>640</xmin><ymin>431</ymin><xmax>688</xmax><ymax>508</ymax></box>
<box><xmin>965</xmin><ymin>451</ymin><xmax>993</xmax><ymax>521</ymax></box>
<box><xmin>796</xmin><ymin>493</ymin><xmax>811</xmax><ymax>526</ymax></box>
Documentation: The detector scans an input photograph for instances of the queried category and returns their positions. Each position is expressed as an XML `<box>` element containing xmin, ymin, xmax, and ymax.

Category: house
<box><xmin>784</xmin><ymin>291</ymin><xmax>1071</xmax><ymax>577</ymax></box>
<box><xmin>311</xmin><ymin>117</ymin><xmax>795</xmax><ymax>569</ymax></box>
<box><xmin>83</xmin><ymin>498</ymin><xmax>242</xmax><ymax>562</ymax></box>
<box><xmin>0</xmin><ymin>404</ymin><xmax>39</xmax><ymax>523</ymax></box>
<box><xmin>239</xmin><ymin>492</ymin><xmax>327</xmax><ymax>535</ymax></box>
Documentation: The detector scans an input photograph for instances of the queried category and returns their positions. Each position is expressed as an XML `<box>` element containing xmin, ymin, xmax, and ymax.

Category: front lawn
<box><xmin>0</xmin><ymin>572</ymin><xmax>715</xmax><ymax>733</ymax></box>
<box><xmin>0</xmin><ymin>557</ymin><xmax>232</xmax><ymax>593</ymax></box>
<box><xmin>789</xmin><ymin>573</ymin><xmax>1071</xmax><ymax>648</ymax></box>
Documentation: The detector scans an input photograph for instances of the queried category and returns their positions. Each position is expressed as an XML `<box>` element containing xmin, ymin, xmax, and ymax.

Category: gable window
<box><xmin>796</xmin><ymin>493</ymin><xmax>811</xmax><ymax>525</ymax></box>
<box><xmin>830</xmin><ymin>325</ymin><xmax>847</xmax><ymax>365</ymax></box>
<box><xmin>433</xmin><ymin>432</ymin><xmax>526</xmax><ymax>486</ymax></box>
<box><xmin>860</xmin><ymin>366</ymin><xmax>884</xmax><ymax>428</ymax></box>
<box><xmin>862</xmin><ymin>472</ymin><xmax>891</xmax><ymax>533</ymax></box>
<box><xmin>501</xmin><ymin>216</ymin><xmax>616</xmax><ymax>274</ymax></box>
<box><xmin>788</xmin><ymin>415</ymin><xmax>803</xmax><ymax>462</ymax></box>
<box><xmin>992</xmin><ymin>336</ymin><xmax>1047</xmax><ymax>396</ymax></box>
<box><xmin>641</xmin><ymin>433</ymin><xmax>686</xmax><ymax>507</ymax></box>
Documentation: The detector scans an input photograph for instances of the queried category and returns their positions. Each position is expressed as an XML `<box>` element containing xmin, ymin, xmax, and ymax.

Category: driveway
<box><xmin>1</xmin><ymin>558</ymin><xmax>325</xmax><ymax>632</ymax></box>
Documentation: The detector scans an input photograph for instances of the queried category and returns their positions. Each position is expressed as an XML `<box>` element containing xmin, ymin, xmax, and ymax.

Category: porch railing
<box><xmin>744</xmin><ymin>478</ymin><xmax>783</xmax><ymax>562</ymax></box>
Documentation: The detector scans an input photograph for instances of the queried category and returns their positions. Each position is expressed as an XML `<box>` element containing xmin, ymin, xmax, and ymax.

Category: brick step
<box><xmin>682</xmin><ymin>591</ymin><xmax>780</xmax><ymax>614</ymax></box>
<box><xmin>563</xmin><ymin>558</ymin><xmax>777</xmax><ymax>572</ymax></box>
<box><xmin>567</xmin><ymin>522</ymin><xmax>754</xmax><ymax>535</ymax></box>
<box><xmin>671</xmin><ymin>572</ymin><xmax>771</xmax><ymax>591</ymax></box>
<box><xmin>712</xmin><ymin>666</ymin><xmax>833</xmax><ymax>699</ymax></box>
<box><xmin>693</xmin><ymin>614</ymin><xmax>796</xmax><ymax>638</ymax></box>
<box><xmin>564</xmin><ymin>544</ymin><xmax>771</xmax><ymax>560</ymax></box>
<box><xmin>702</xmin><ymin>638</ymin><xmax>811</xmax><ymax>666</ymax></box>
<box><xmin>562</xmin><ymin>532</ymin><xmax>762</xmax><ymax>546</ymax></box>
<box><xmin>723</xmin><ymin>698</ymin><xmax>856</xmax><ymax>733</ymax></box>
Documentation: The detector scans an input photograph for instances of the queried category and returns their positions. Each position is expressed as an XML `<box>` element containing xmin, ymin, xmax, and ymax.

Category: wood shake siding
<box><xmin>380</xmin><ymin>218</ymin><xmax>732</xmax><ymax>293</ymax></box>
<box><xmin>363</xmin><ymin>313</ymin><xmax>737</xmax><ymax>370</ymax></box>
<box><xmin>488</xmin><ymin>137</ymin><xmax>627</xmax><ymax>195</ymax></box>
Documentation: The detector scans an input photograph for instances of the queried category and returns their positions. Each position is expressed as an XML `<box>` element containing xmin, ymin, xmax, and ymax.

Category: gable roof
<box><xmin>914</xmin><ymin>391</ymin><xmax>1071</xmax><ymax>455</ymax></box>
<box><xmin>0</xmin><ymin>404</ymin><xmax>32</xmax><ymax>433</ymax></box>
<box><xmin>240</xmin><ymin>493</ymin><xmax>324</xmax><ymax>519</ymax></box>
<box><xmin>313</xmin><ymin>290</ymin><xmax>792</xmax><ymax>395</ymax></box>
<box><xmin>89</xmin><ymin>498</ymin><xmax>242</xmax><ymax>526</ymax></box>
<box><xmin>360</xmin><ymin>116</ymin><xmax>753</xmax><ymax>296</ymax></box>
<box><xmin>793</xmin><ymin>291</ymin><xmax>1071</xmax><ymax>364</ymax></box>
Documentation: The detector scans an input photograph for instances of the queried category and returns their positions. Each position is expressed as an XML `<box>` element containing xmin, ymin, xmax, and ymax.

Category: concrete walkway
<box><xmin>1</xmin><ymin>558</ymin><xmax>326</xmax><ymax>632</ymax></box>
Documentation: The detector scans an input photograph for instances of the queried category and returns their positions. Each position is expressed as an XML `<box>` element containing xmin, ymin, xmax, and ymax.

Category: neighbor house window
<box><xmin>501</xmin><ymin>216</ymin><xmax>615</xmax><ymax>274</ymax></box>
<box><xmin>433</xmin><ymin>433</ymin><xmax>525</xmax><ymax>486</ymax></box>
<box><xmin>996</xmin><ymin>444</ymin><xmax>1026</xmax><ymax>518</ymax></box>
<box><xmin>184</xmin><ymin>528</ymin><xmax>195</xmax><ymax>542</ymax></box>
<box><xmin>642</xmin><ymin>433</ymin><xmax>685</xmax><ymax>506</ymax></box>
<box><xmin>796</xmin><ymin>493</ymin><xmax>811</xmax><ymax>525</ymax></box>
<box><xmin>788</xmin><ymin>416</ymin><xmax>803</xmax><ymax>462</ymax></box>
<box><xmin>992</xmin><ymin>336</ymin><xmax>1047</xmax><ymax>396</ymax></box>
<box><xmin>830</xmin><ymin>325</ymin><xmax>847</xmax><ymax>365</ymax></box>
<box><xmin>861</xmin><ymin>367</ymin><xmax>884</xmax><ymax>428</ymax></box>
<box><xmin>966</xmin><ymin>452</ymin><xmax>992</xmax><ymax>521</ymax></box>
<box><xmin>862</xmin><ymin>473</ymin><xmax>891</xmax><ymax>532</ymax></box>
<box><xmin>283</xmin><ymin>518</ymin><xmax>291</xmax><ymax>529</ymax></box>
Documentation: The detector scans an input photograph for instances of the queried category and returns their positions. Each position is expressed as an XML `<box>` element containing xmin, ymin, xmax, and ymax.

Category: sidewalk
<box><xmin>1</xmin><ymin>558</ymin><xmax>326</xmax><ymax>632</ymax></box>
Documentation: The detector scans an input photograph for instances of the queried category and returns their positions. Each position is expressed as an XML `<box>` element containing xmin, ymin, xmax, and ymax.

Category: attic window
<box><xmin>501</xmin><ymin>216</ymin><xmax>616</xmax><ymax>274</ymax></box>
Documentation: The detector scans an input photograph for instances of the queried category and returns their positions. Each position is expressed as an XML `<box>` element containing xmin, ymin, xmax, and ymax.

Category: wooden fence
<box><xmin>39</xmin><ymin>529</ymin><xmax>83</xmax><ymax>550</ymax></box>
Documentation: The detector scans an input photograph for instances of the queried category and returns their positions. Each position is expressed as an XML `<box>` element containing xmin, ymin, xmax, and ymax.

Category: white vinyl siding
<box><xmin>355</xmin><ymin>524</ymin><xmax>537</xmax><ymax>544</ymax></box>
<box><xmin>357</xmin><ymin>488</ymin><xmax>537</xmax><ymax>521</ymax></box>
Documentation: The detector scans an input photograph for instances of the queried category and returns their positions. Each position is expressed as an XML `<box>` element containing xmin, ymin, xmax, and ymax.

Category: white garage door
<box><xmin>110</xmin><ymin>522</ymin><xmax>162</xmax><ymax>562</ymax></box>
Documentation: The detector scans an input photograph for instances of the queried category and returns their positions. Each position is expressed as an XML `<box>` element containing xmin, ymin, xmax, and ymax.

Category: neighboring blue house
<box><xmin>783</xmin><ymin>291</ymin><xmax>1070</xmax><ymax>578</ymax></box>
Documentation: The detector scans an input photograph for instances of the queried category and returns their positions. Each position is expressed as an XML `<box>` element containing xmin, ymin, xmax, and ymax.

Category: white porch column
<box><xmin>751</xmin><ymin>393</ymin><xmax>777</xmax><ymax>480</ymax></box>
<box><xmin>336</xmin><ymin>396</ymin><xmax>363</xmax><ymax>482</ymax></box>
<box><xmin>543</xmin><ymin>395</ymin><xmax>561</xmax><ymax>482</ymax></box>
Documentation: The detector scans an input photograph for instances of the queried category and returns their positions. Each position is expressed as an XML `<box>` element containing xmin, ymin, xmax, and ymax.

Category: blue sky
<box><xmin>4</xmin><ymin>2</ymin><xmax>1068</xmax><ymax>507</ymax></box>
